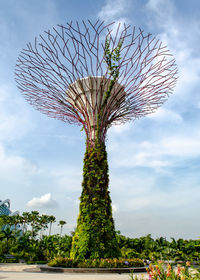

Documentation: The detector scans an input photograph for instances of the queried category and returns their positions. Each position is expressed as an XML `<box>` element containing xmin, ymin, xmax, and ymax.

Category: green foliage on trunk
<box><xmin>70</xmin><ymin>141</ymin><xmax>120</xmax><ymax>260</ymax></box>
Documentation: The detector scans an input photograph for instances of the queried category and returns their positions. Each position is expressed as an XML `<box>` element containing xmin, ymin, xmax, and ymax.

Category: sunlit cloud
<box><xmin>27</xmin><ymin>193</ymin><xmax>58</xmax><ymax>209</ymax></box>
<box><xmin>98</xmin><ymin>0</ymin><xmax>131</xmax><ymax>22</ymax></box>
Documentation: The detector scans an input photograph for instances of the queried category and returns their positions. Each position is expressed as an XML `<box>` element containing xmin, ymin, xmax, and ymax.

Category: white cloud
<box><xmin>146</xmin><ymin>0</ymin><xmax>174</xmax><ymax>28</ymax></box>
<box><xmin>161</xmin><ymin>137</ymin><xmax>200</xmax><ymax>157</ymax></box>
<box><xmin>98</xmin><ymin>0</ymin><xmax>131</xmax><ymax>22</ymax></box>
<box><xmin>112</xmin><ymin>203</ymin><xmax>118</xmax><ymax>213</ymax></box>
<box><xmin>147</xmin><ymin>108</ymin><xmax>182</xmax><ymax>123</ymax></box>
<box><xmin>108</xmin><ymin>122</ymin><xmax>131</xmax><ymax>135</ymax></box>
<box><xmin>26</xmin><ymin>193</ymin><xmax>58</xmax><ymax>209</ymax></box>
<box><xmin>97</xmin><ymin>0</ymin><xmax>131</xmax><ymax>45</ymax></box>
<box><xmin>145</xmin><ymin>0</ymin><xmax>200</xmax><ymax>109</ymax></box>
<box><xmin>108</xmin><ymin>131</ymin><xmax>200</xmax><ymax>170</ymax></box>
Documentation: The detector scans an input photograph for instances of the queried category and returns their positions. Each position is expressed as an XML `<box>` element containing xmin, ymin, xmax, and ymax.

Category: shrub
<box><xmin>48</xmin><ymin>257</ymin><xmax>77</xmax><ymax>268</ymax></box>
<box><xmin>48</xmin><ymin>257</ymin><xmax>144</xmax><ymax>268</ymax></box>
<box><xmin>121</xmin><ymin>247</ymin><xmax>141</xmax><ymax>258</ymax></box>
<box><xmin>26</xmin><ymin>260</ymin><xmax>47</xmax><ymax>264</ymax></box>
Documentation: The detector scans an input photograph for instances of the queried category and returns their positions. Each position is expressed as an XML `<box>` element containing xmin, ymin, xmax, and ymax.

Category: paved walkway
<box><xmin>0</xmin><ymin>264</ymin><xmax>148</xmax><ymax>280</ymax></box>
<box><xmin>0</xmin><ymin>272</ymin><xmax>148</xmax><ymax>280</ymax></box>
<box><xmin>0</xmin><ymin>264</ymin><xmax>38</xmax><ymax>271</ymax></box>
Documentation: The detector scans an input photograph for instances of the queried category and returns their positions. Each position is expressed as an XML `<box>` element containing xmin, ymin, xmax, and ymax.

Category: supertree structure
<box><xmin>15</xmin><ymin>20</ymin><xmax>177</xmax><ymax>260</ymax></box>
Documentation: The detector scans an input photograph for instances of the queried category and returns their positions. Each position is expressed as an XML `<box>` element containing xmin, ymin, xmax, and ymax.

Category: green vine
<box><xmin>96</xmin><ymin>38</ymin><xmax>124</xmax><ymax>140</ymax></box>
<box><xmin>104</xmin><ymin>37</ymin><xmax>123</xmax><ymax>80</ymax></box>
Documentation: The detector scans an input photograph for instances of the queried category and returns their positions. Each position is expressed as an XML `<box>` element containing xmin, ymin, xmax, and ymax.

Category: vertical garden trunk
<box><xmin>70</xmin><ymin>140</ymin><xmax>120</xmax><ymax>260</ymax></box>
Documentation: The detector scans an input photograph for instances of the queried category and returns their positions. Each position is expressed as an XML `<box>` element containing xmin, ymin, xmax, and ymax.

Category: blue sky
<box><xmin>0</xmin><ymin>0</ymin><xmax>200</xmax><ymax>239</ymax></box>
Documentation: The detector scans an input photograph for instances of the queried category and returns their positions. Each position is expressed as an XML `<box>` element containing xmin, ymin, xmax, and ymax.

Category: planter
<box><xmin>39</xmin><ymin>265</ymin><xmax>148</xmax><ymax>273</ymax></box>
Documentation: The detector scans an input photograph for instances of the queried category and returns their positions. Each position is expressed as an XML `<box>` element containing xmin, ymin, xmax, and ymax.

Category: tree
<box><xmin>15</xmin><ymin>21</ymin><xmax>177</xmax><ymax>260</ymax></box>
<box><xmin>0</xmin><ymin>226</ymin><xmax>16</xmax><ymax>253</ymax></box>
<box><xmin>29</xmin><ymin>211</ymin><xmax>40</xmax><ymax>238</ymax></box>
<box><xmin>39</xmin><ymin>214</ymin><xmax>49</xmax><ymax>238</ymax></box>
<box><xmin>48</xmin><ymin>215</ymin><xmax>56</xmax><ymax>236</ymax></box>
<box><xmin>21</xmin><ymin>212</ymin><xmax>30</xmax><ymax>233</ymax></box>
<box><xmin>12</xmin><ymin>214</ymin><xmax>21</xmax><ymax>232</ymax></box>
<box><xmin>58</xmin><ymin>220</ymin><xmax>66</xmax><ymax>236</ymax></box>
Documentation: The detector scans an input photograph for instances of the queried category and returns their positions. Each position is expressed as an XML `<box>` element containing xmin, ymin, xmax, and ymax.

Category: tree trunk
<box><xmin>49</xmin><ymin>223</ymin><xmax>52</xmax><ymax>236</ymax></box>
<box><xmin>70</xmin><ymin>140</ymin><xmax>120</xmax><ymax>260</ymax></box>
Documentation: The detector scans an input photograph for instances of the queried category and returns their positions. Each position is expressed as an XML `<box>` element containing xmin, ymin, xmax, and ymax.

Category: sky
<box><xmin>0</xmin><ymin>0</ymin><xmax>200</xmax><ymax>240</ymax></box>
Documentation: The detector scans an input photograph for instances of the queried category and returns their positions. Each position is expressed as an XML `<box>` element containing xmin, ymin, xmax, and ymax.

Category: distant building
<box><xmin>0</xmin><ymin>199</ymin><xmax>19</xmax><ymax>216</ymax></box>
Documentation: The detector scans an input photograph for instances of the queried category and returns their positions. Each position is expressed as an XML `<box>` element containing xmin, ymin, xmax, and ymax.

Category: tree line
<box><xmin>0</xmin><ymin>213</ymin><xmax>199</xmax><ymax>264</ymax></box>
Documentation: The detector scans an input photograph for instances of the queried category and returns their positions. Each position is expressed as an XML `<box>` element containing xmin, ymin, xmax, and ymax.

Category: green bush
<box><xmin>26</xmin><ymin>260</ymin><xmax>47</xmax><ymax>264</ymax></box>
<box><xmin>48</xmin><ymin>257</ymin><xmax>144</xmax><ymax>268</ymax></box>
<box><xmin>48</xmin><ymin>257</ymin><xmax>77</xmax><ymax>268</ymax></box>
<box><xmin>0</xmin><ymin>258</ymin><xmax>18</xmax><ymax>263</ymax></box>
<box><xmin>121</xmin><ymin>247</ymin><xmax>141</xmax><ymax>258</ymax></box>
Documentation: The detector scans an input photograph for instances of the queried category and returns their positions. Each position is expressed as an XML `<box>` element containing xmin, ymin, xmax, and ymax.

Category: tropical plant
<box><xmin>38</xmin><ymin>214</ymin><xmax>49</xmax><ymax>238</ymax></box>
<box><xmin>48</xmin><ymin>215</ymin><xmax>56</xmax><ymax>236</ymax></box>
<box><xmin>0</xmin><ymin>226</ymin><xmax>17</xmax><ymax>254</ymax></box>
<box><xmin>58</xmin><ymin>220</ymin><xmax>66</xmax><ymax>236</ymax></box>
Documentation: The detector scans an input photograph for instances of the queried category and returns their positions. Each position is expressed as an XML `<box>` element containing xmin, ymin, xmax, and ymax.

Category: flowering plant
<box><xmin>130</xmin><ymin>261</ymin><xmax>200</xmax><ymax>280</ymax></box>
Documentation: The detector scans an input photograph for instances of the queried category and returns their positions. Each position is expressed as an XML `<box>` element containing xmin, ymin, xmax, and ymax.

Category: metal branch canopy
<box><xmin>15</xmin><ymin>20</ymin><xmax>177</xmax><ymax>143</ymax></box>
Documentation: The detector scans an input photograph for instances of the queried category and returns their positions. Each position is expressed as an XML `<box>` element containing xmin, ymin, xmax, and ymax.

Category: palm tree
<box><xmin>12</xmin><ymin>214</ymin><xmax>21</xmax><ymax>232</ymax></box>
<box><xmin>39</xmin><ymin>214</ymin><xmax>49</xmax><ymax>238</ymax></box>
<box><xmin>0</xmin><ymin>226</ymin><xmax>16</xmax><ymax>253</ymax></box>
<box><xmin>29</xmin><ymin>211</ymin><xmax>39</xmax><ymax>238</ymax></box>
<box><xmin>48</xmin><ymin>215</ymin><xmax>56</xmax><ymax>236</ymax></box>
<box><xmin>22</xmin><ymin>212</ymin><xmax>30</xmax><ymax>233</ymax></box>
<box><xmin>58</xmin><ymin>220</ymin><xmax>66</xmax><ymax>236</ymax></box>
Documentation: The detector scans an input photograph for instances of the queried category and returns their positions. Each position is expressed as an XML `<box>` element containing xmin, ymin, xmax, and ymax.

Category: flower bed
<box><xmin>130</xmin><ymin>261</ymin><xmax>200</xmax><ymax>280</ymax></box>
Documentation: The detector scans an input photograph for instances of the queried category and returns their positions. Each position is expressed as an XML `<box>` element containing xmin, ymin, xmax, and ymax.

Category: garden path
<box><xmin>0</xmin><ymin>271</ymin><xmax>148</xmax><ymax>280</ymax></box>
